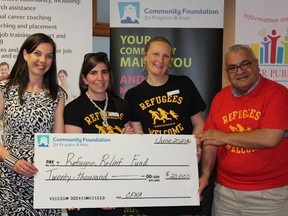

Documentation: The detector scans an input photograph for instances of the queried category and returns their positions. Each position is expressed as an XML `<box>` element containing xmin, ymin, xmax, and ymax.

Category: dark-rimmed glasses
<box><xmin>226</xmin><ymin>59</ymin><xmax>257</xmax><ymax>74</ymax></box>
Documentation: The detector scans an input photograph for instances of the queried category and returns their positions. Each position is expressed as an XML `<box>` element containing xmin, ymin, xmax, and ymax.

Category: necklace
<box><xmin>86</xmin><ymin>91</ymin><xmax>109</xmax><ymax>127</ymax></box>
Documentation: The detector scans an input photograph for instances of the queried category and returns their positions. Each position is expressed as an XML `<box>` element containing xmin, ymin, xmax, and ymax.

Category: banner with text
<box><xmin>110</xmin><ymin>0</ymin><xmax>223</xmax><ymax>118</ymax></box>
<box><xmin>0</xmin><ymin>0</ymin><xmax>92</xmax><ymax>95</ymax></box>
<box><xmin>236</xmin><ymin>0</ymin><xmax>288</xmax><ymax>88</ymax></box>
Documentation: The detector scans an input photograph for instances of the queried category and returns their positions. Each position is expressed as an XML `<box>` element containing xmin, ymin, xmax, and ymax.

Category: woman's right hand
<box><xmin>14</xmin><ymin>160</ymin><xmax>38</xmax><ymax>177</ymax></box>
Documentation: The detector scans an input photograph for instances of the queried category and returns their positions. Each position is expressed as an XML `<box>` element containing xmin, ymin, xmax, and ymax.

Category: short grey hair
<box><xmin>224</xmin><ymin>44</ymin><xmax>257</xmax><ymax>61</ymax></box>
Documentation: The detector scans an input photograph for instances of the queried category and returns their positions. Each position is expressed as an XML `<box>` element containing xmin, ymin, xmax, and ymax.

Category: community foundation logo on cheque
<box><xmin>37</xmin><ymin>134</ymin><xmax>50</xmax><ymax>147</ymax></box>
<box><xmin>118</xmin><ymin>2</ymin><xmax>140</xmax><ymax>24</ymax></box>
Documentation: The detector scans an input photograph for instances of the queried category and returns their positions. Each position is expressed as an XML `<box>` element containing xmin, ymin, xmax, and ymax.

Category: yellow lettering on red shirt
<box><xmin>222</xmin><ymin>109</ymin><xmax>262</xmax><ymax>124</ymax></box>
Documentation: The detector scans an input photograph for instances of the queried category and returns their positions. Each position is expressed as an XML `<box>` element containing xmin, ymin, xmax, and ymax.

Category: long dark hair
<box><xmin>7</xmin><ymin>33</ymin><xmax>59</xmax><ymax>104</ymax></box>
<box><xmin>79</xmin><ymin>52</ymin><xmax>128</xmax><ymax>112</ymax></box>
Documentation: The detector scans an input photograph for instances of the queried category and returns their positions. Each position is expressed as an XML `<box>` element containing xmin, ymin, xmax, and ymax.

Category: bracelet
<box><xmin>3</xmin><ymin>154</ymin><xmax>19</xmax><ymax>170</ymax></box>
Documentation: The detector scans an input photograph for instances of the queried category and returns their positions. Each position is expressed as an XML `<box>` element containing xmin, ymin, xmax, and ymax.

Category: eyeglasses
<box><xmin>84</xmin><ymin>52</ymin><xmax>108</xmax><ymax>62</ymax></box>
<box><xmin>226</xmin><ymin>59</ymin><xmax>257</xmax><ymax>74</ymax></box>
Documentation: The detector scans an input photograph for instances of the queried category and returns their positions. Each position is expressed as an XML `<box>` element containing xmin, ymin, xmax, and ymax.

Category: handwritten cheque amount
<box><xmin>34</xmin><ymin>133</ymin><xmax>199</xmax><ymax>208</ymax></box>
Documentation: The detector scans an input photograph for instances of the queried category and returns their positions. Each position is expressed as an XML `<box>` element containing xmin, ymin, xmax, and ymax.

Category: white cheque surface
<box><xmin>34</xmin><ymin>133</ymin><xmax>199</xmax><ymax>208</ymax></box>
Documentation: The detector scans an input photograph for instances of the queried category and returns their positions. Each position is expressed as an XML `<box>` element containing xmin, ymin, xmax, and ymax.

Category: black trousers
<box><xmin>67</xmin><ymin>208</ymin><xmax>124</xmax><ymax>216</ymax></box>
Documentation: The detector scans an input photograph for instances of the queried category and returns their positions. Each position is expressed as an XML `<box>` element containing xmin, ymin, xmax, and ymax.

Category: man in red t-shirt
<box><xmin>196</xmin><ymin>44</ymin><xmax>288</xmax><ymax>216</ymax></box>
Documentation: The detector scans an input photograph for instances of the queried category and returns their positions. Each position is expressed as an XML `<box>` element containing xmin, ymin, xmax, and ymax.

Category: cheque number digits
<box><xmin>70</xmin><ymin>196</ymin><xmax>105</xmax><ymax>200</ymax></box>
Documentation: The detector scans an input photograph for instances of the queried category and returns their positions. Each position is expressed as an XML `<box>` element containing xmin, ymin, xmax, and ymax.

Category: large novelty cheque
<box><xmin>34</xmin><ymin>133</ymin><xmax>199</xmax><ymax>208</ymax></box>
